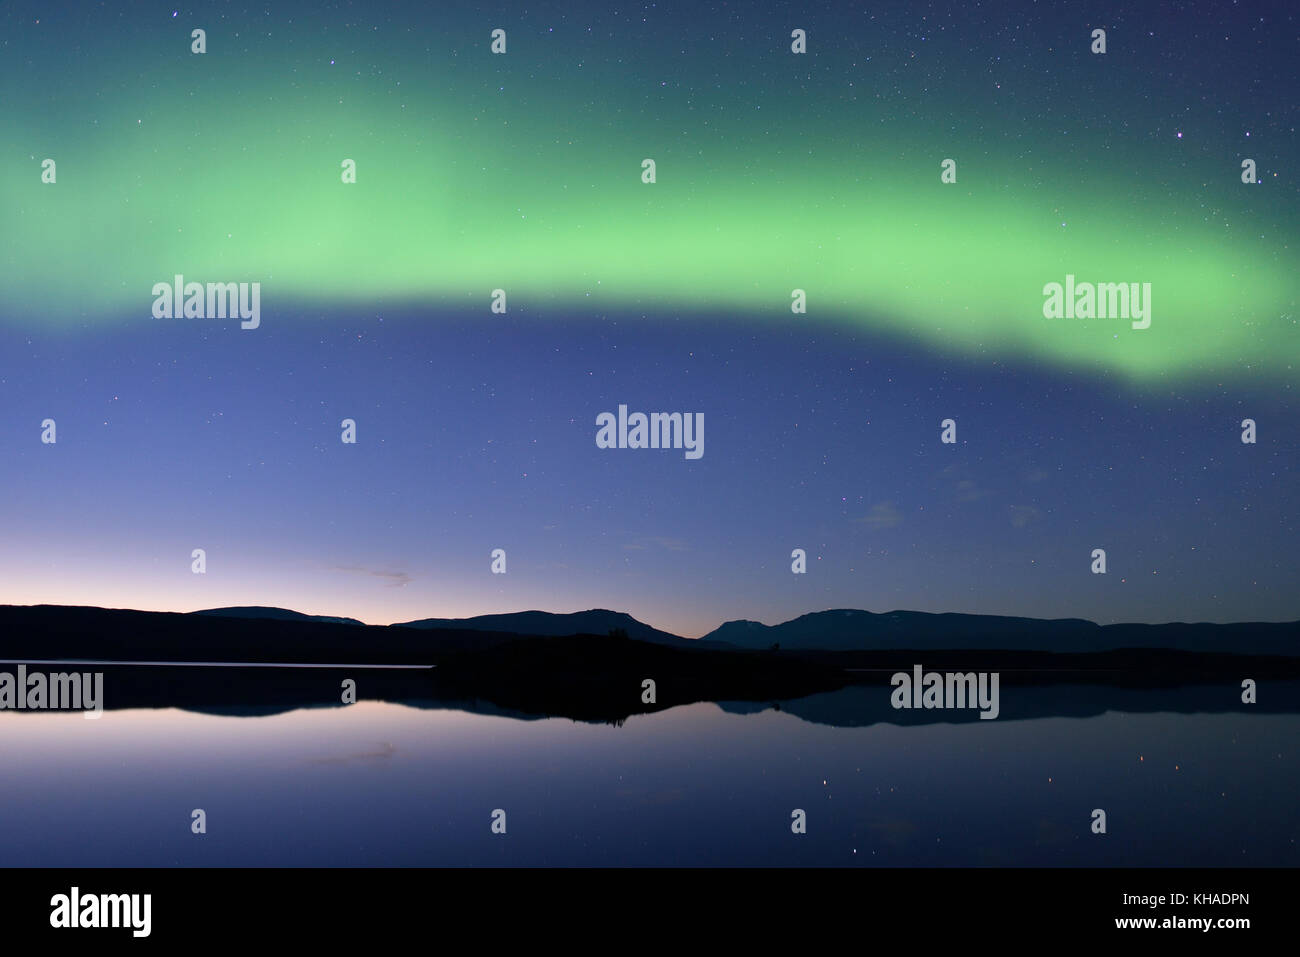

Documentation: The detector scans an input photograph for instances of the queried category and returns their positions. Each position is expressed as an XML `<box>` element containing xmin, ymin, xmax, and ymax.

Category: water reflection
<box><xmin>0</xmin><ymin>679</ymin><xmax>1295</xmax><ymax>866</ymax></box>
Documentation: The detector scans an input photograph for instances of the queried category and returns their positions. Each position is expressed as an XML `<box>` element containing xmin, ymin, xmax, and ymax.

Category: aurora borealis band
<box><xmin>3</xmin><ymin>1</ymin><xmax>1297</xmax><ymax>380</ymax></box>
<box><xmin>0</xmin><ymin>0</ymin><xmax>1296</xmax><ymax>636</ymax></box>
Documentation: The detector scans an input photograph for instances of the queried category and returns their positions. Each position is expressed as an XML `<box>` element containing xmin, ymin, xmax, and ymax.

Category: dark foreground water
<box><xmin>1</xmin><ymin>680</ymin><xmax>1295</xmax><ymax>866</ymax></box>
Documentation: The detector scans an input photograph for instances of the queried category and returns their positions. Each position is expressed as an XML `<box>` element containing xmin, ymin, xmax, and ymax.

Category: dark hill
<box><xmin>193</xmin><ymin>606</ymin><xmax>367</xmax><ymax>627</ymax></box>
<box><xmin>395</xmin><ymin>608</ymin><xmax>689</xmax><ymax>646</ymax></box>
<box><xmin>700</xmin><ymin>608</ymin><xmax>1298</xmax><ymax>655</ymax></box>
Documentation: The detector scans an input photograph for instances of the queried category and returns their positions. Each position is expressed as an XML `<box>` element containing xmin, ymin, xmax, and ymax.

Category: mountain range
<box><xmin>188</xmin><ymin>605</ymin><xmax>1298</xmax><ymax>655</ymax></box>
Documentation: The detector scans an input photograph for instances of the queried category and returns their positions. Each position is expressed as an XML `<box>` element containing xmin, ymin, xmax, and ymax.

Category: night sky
<box><xmin>1</xmin><ymin>1</ymin><xmax>1295</xmax><ymax>637</ymax></box>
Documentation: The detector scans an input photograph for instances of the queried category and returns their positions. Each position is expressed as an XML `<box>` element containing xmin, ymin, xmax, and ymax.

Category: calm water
<box><xmin>1</xmin><ymin>682</ymin><xmax>1295</xmax><ymax>866</ymax></box>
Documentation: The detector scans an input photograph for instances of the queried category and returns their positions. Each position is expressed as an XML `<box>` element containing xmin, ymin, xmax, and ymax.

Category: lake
<box><xmin>1</xmin><ymin>676</ymin><xmax>1295</xmax><ymax>866</ymax></box>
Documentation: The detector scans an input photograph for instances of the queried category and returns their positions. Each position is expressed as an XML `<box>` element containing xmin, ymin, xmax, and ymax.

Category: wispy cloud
<box><xmin>955</xmin><ymin>479</ymin><xmax>990</xmax><ymax>502</ymax></box>
<box><xmin>1008</xmin><ymin>505</ymin><xmax>1042</xmax><ymax>528</ymax></box>
<box><xmin>936</xmin><ymin>464</ymin><xmax>993</xmax><ymax>503</ymax></box>
<box><xmin>855</xmin><ymin>501</ymin><xmax>903</xmax><ymax>529</ymax></box>
<box><xmin>333</xmin><ymin>565</ymin><xmax>413</xmax><ymax>587</ymax></box>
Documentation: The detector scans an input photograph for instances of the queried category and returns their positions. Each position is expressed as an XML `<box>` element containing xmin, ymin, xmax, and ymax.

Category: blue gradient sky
<box><xmin>1</xmin><ymin>311</ymin><xmax>1294</xmax><ymax>637</ymax></box>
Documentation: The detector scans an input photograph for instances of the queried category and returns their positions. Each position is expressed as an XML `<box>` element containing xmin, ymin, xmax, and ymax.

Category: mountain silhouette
<box><xmin>394</xmin><ymin>608</ymin><xmax>689</xmax><ymax>646</ymax></box>
<box><xmin>3</xmin><ymin>604</ymin><xmax>1296</xmax><ymax>664</ymax></box>
<box><xmin>701</xmin><ymin>608</ymin><xmax>1298</xmax><ymax>654</ymax></box>
<box><xmin>194</xmin><ymin>606</ymin><xmax>367</xmax><ymax>627</ymax></box>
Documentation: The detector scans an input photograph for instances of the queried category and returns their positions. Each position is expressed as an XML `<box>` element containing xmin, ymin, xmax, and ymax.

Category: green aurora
<box><xmin>2</xmin><ymin>19</ymin><xmax>1295</xmax><ymax>385</ymax></box>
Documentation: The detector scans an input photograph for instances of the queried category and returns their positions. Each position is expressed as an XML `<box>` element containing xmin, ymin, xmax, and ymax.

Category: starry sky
<box><xmin>0</xmin><ymin>0</ymin><xmax>1295</xmax><ymax>637</ymax></box>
